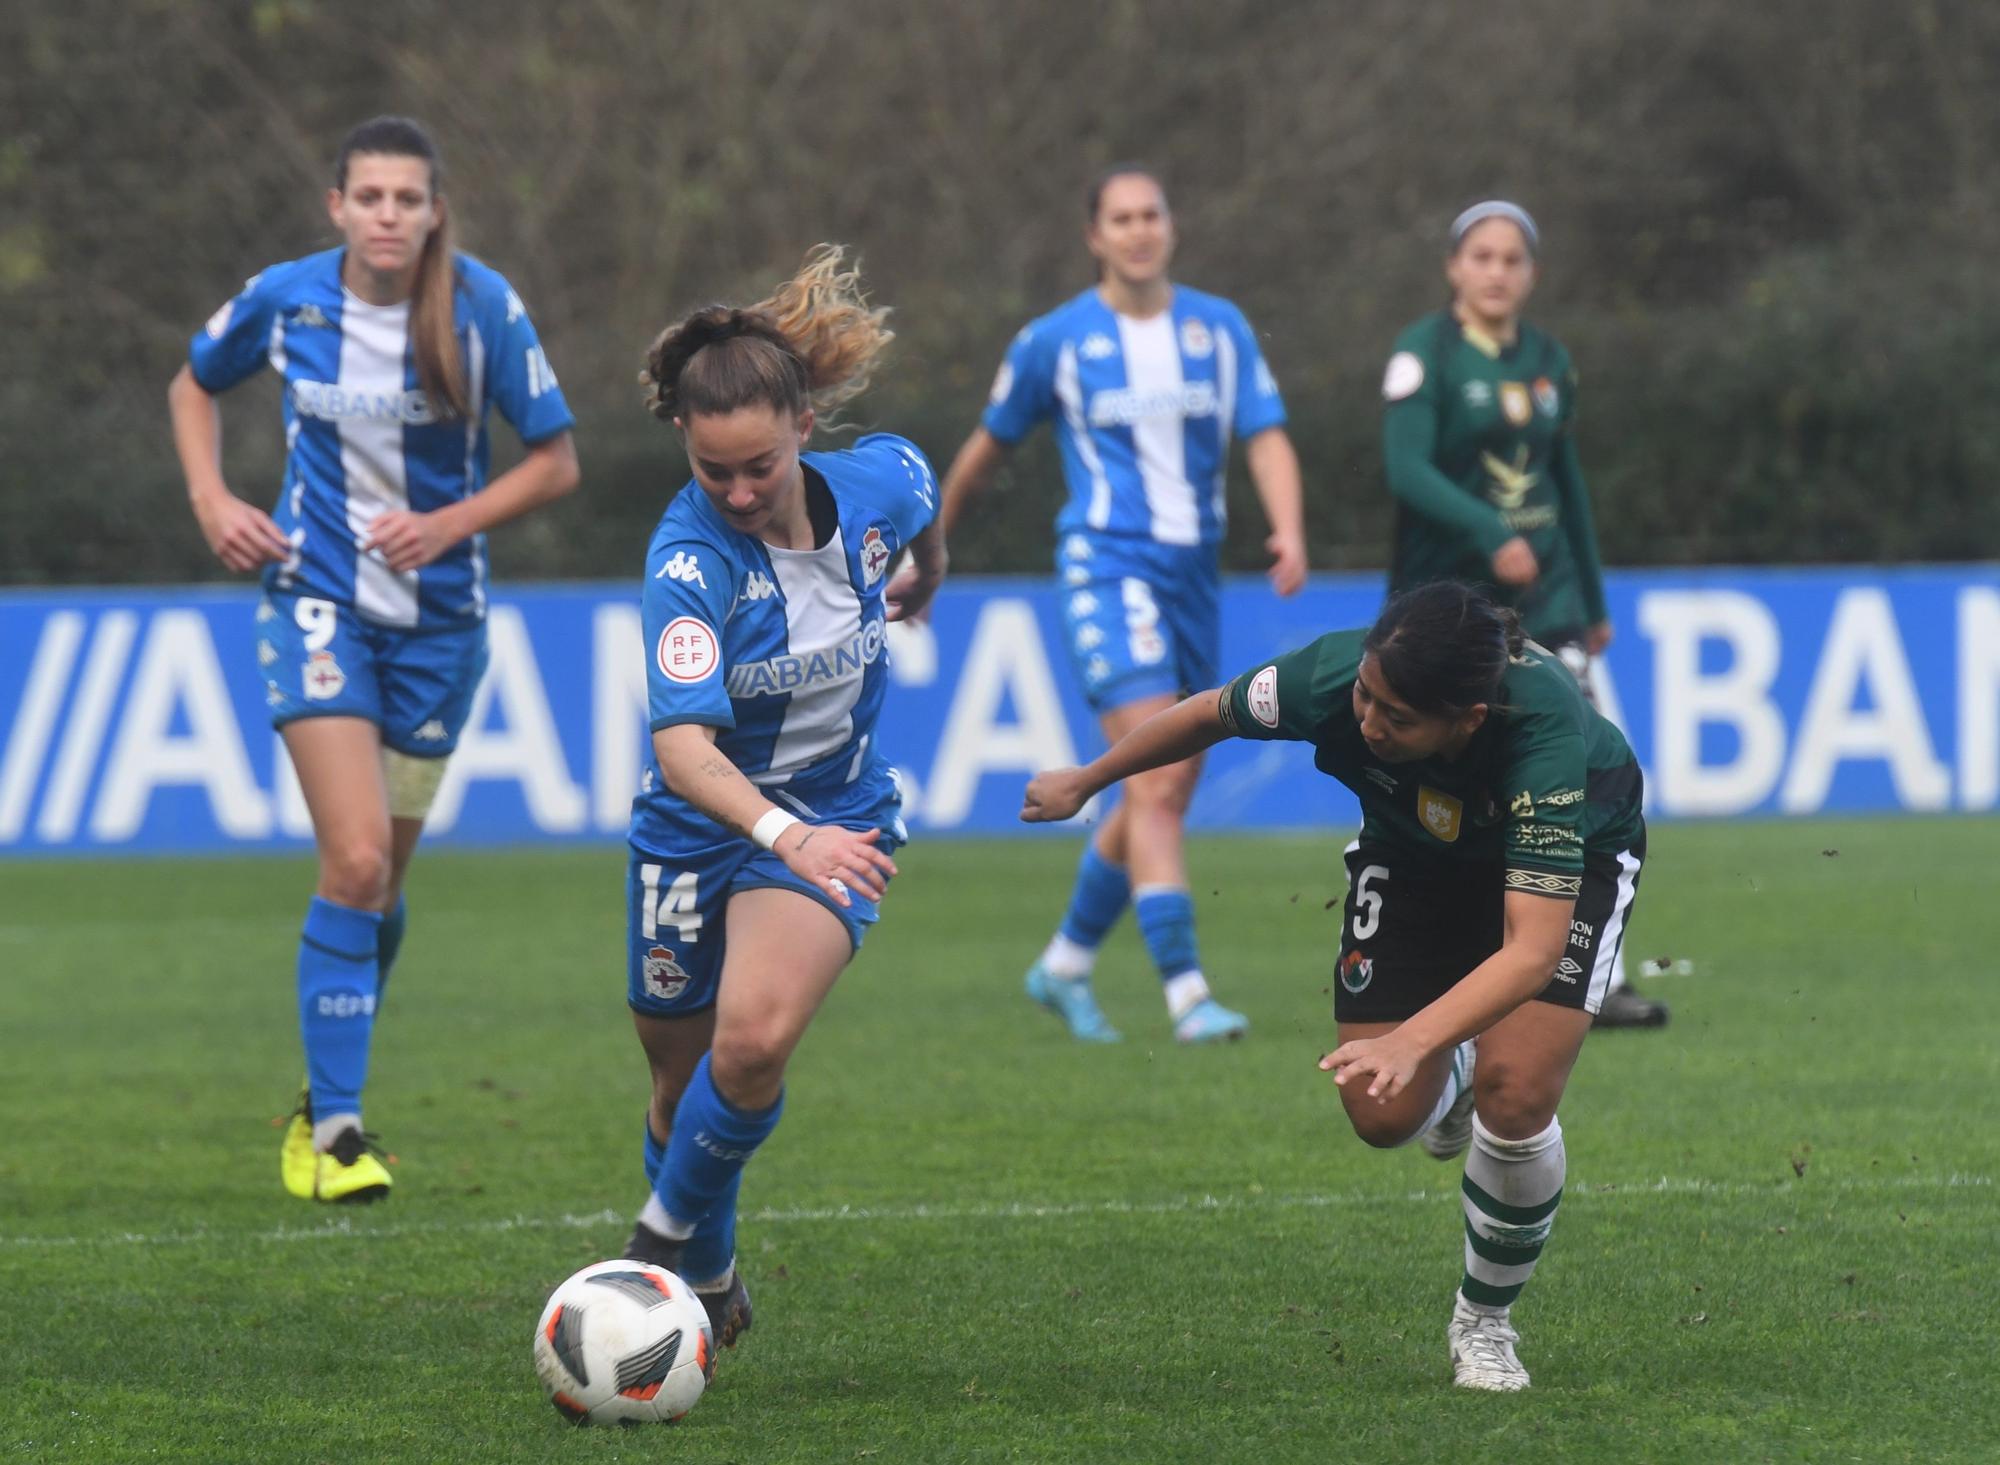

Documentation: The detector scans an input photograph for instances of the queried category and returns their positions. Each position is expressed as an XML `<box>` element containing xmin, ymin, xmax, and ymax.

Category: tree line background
<box><xmin>5</xmin><ymin>0</ymin><xmax>1999</xmax><ymax>588</ymax></box>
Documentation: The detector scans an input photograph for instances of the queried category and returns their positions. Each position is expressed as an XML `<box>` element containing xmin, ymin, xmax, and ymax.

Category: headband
<box><xmin>1449</xmin><ymin>201</ymin><xmax>1539</xmax><ymax>255</ymax></box>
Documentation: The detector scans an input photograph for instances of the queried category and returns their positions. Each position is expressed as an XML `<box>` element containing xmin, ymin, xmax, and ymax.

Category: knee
<box><xmin>1126</xmin><ymin>768</ymin><xmax>1196</xmax><ymax>820</ymax></box>
<box><xmin>320</xmin><ymin>839</ymin><xmax>391</xmax><ymax>908</ymax></box>
<box><xmin>707</xmin><ymin>1029</ymin><xmax>787</xmax><ymax>1107</ymax></box>
<box><xmin>1472</xmin><ymin>1061</ymin><xmax>1563</xmax><ymax>1140</ymax></box>
<box><xmin>1343</xmin><ymin>1103</ymin><xmax>1417</xmax><ymax>1150</ymax></box>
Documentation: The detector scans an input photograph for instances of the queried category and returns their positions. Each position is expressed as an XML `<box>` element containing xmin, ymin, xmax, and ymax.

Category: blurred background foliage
<box><xmin>5</xmin><ymin>0</ymin><xmax>1999</xmax><ymax>586</ymax></box>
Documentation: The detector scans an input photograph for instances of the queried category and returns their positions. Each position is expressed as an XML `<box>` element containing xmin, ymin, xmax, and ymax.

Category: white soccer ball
<box><xmin>533</xmin><ymin>1259</ymin><xmax>713</xmax><ymax>1425</ymax></box>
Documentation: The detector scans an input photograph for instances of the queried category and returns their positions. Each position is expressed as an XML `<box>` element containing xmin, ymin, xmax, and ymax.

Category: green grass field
<box><xmin>2</xmin><ymin>819</ymin><xmax>1996</xmax><ymax>1463</ymax></box>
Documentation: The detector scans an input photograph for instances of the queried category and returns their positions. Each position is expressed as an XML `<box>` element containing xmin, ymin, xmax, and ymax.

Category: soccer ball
<box><xmin>533</xmin><ymin>1259</ymin><xmax>713</xmax><ymax>1425</ymax></box>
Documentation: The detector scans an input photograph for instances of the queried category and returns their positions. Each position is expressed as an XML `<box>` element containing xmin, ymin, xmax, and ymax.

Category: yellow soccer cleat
<box><xmin>279</xmin><ymin>1088</ymin><xmax>317</xmax><ymax>1200</ymax></box>
<box><xmin>314</xmin><ymin>1125</ymin><xmax>394</xmax><ymax>1205</ymax></box>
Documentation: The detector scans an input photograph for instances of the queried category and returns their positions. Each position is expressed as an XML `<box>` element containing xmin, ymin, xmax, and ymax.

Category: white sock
<box><xmin>1164</xmin><ymin>970</ymin><xmax>1211</xmax><ymax>1021</ymax></box>
<box><xmin>1414</xmin><ymin>1040</ymin><xmax>1476</xmax><ymax>1139</ymax></box>
<box><xmin>1040</xmin><ymin>933</ymin><xmax>1096</xmax><ymax>980</ymax></box>
<box><xmin>638</xmin><ymin>1192</ymin><xmax>696</xmax><ymax>1241</ymax></box>
<box><xmin>1459</xmin><ymin>1113</ymin><xmax>1564</xmax><ymax>1312</ymax></box>
<box><xmin>691</xmin><ymin>1262</ymin><xmax>736</xmax><ymax>1293</ymax></box>
<box><xmin>312</xmin><ymin>1113</ymin><xmax>360</xmax><ymax>1153</ymax></box>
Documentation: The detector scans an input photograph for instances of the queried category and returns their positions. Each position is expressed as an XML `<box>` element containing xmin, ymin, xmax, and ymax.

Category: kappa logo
<box><xmin>1080</xmin><ymin>332</ymin><xmax>1118</xmax><ymax>360</ymax></box>
<box><xmin>256</xmin><ymin>640</ymin><xmax>277</xmax><ymax>668</ymax></box>
<box><xmin>1069</xmin><ymin>590</ymin><xmax>1100</xmax><ymax>618</ymax></box>
<box><xmin>657</xmin><ymin>551</ymin><xmax>706</xmax><ymax>588</ymax></box>
<box><xmin>288</xmin><ymin>304</ymin><xmax>331</xmax><ymax>329</ymax></box>
<box><xmin>1339</xmin><ymin>950</ymin><xmax>1375</xmax><ymax>995</ymax></box>
<box><xmin>860</xmin><ymin>526</ymin><xmax>891</xmax><ymax>587</ymax></box>
<box><xmin>642</xmin><ymin>945</ymin><xmax>691</xmax><ymax>1001</ymax></box>
<box><xmin>1179</xmin><ymin>317</ymin><xmax>1214</xmax><ymax>359</ymax></box>
<box><xmin>1061</xmin><ymin>534</ymin><xmax>1094</xmax><ymax>562</ymax></box>
<box><xmin>255</xmin><ymin>598</ymin><xmax>277</xmax><ymax>624</ymax></box>
<box><xmin>1554</xmin><ymin>956</ymin><xmax>1585</xmax><ymax>984</ymax></box>
<box><xmin>1247</xmin><ymin>665</ymin><xmax>1280</xmax><ymax>729</ymax></box>
<box><xmin>1063</xmin><ymin>564</ymin><xmax>1091</xmax><ymax>586</ymax></box>
<box><xmin>413</xmin><ymin>719</ymin><xmax>448</xmax><ymax>743</ymax></box>
<box><xmin>302</xmin><ymin>650</ymin><xmax>346</xmax><ymax>701</ymax></box>
<box><xmin>1086</xmin><ymin>654</ymin><xmax>1111</xmax><ymax>683</ymax></box>
<box><xmin>740</xmin><ymin>571</ymin><xmax>776</xmax><ymax>602</ymax></box>
<box><xmin>1074</xmin><ymin>622</ymin><xmax>1105</xmax><ymax>651</ymax></box>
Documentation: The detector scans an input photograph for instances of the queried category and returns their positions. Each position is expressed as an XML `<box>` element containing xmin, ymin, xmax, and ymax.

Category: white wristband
<box><xmin>751</xmin><ymin>808</ymin><xmax>801</xmax><ymax>851</ymax></box>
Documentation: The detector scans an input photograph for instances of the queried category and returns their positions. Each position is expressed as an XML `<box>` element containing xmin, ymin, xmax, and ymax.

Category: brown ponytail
<box><xmin>640</xmin><ymin>244</ymin><xmax>892</xmax><ymax>426</ymax></box>
<box><xmin>334</xmin><ymin>116</ymin><xmax>468</xmax><ymax>421</ymax></box>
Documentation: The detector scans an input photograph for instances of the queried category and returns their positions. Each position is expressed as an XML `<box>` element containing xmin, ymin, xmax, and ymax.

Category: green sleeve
<box><xmin>1549</xmin><ymin>374</ymin><xmax>1608</xmax><ymax>624</ymax></box>
<box><xmin>1218</xmin><ymin>639</ymin><xmax>1331</xmax><ymax>743</ymax></box>
<box><xmin>1495</xmin><ymin>674</ymin><xmax>1591</xmax><ymax>895</ymax></box>
<box><xmin>1383</xmin><ymin>395</ymin><xmax>1515</xmax><ymax>557</ymax></box>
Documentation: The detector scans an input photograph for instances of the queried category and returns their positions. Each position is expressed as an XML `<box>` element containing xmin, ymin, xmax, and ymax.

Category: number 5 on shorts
<box><xmin>1351</xmin><ymin>864</ymin><xmax>1388</xmax><ymax>941</ymax></box>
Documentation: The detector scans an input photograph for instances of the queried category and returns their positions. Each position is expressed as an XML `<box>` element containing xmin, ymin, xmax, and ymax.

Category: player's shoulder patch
<box><xmin>1382</xmin><ymin>351</ymin><xmax>1426</xmax><ymax>402</ymax></box>
<box><xmin>1247</xmin><ymin>665</ymin><xmax>1281</xmax><ymax>728</ymax></box>
<box><xmin>655</xmin><ymin>616</ymin><xmax>720</xmax><ymax>683</ymax></box>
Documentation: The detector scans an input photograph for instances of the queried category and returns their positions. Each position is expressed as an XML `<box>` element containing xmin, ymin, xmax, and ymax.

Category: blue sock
<box><xmin>374</xmin><ymin>895</ymin><xmax>408</xmax><ymax>1007</ymax></box>
<box><xmin>643</xmin><ymin>1111</ymin><xmax>666</xmax><ymax>1187</ymax></box>
<box><xmin>297</xmin><ymin>897</ymin><xmax>384</xmax><ymax>1121</ymax></box>
<box><xmin>1133</xmin><ymin>886</ymin><xmax>1200</xmax><ymax>984</ymax></box>
<box><xmin>683</xmin><ymin>1172</ymin><xmax>742</xmax><ymax>1286</ymax></box>
<box><xmin>1058</xmin><ymin>841</ymin><xmax>1131</xmax><ymax>949</ymax></box>
<box><xmin>648</xmin><ymin>1108</ymin><xmax>742</xmax><ymax>1284</ymax></box>
<box><xmin>652</xmin><ymin>1053</ymin><xmax>783</xmax><ymax>1232</ymax></box>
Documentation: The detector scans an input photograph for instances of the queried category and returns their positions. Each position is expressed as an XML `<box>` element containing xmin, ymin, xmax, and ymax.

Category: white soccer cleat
<box><xmin>1448</xmin><ymin>1296</ymin><xmax>1530</xmax><ymax>1391</ymax></box>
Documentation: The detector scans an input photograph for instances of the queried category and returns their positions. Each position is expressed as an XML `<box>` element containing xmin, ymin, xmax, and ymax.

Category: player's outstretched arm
<box><xmin>1245</xmin><ymin>427</ymin><xmax>1308</xmax><ymax>597</ymax></box>
<box><xmin>885</xmin><ymin>521</ymin><xmax>949</xmax><ymax>623</ymax></box>
<box><xmin>1021</xmin><ymin>688</ymin><xmax>1232</xmax><ymax>823</ymax></box>
<box><xmin>1319</xmin><ymin>890</ymin><xmax>1571</xmax><ymax>1100</ymax></box>
<box><xmin>653</xmin><ymin>724</ymin><xmax>896</xmax><ymax>908</ymax></box>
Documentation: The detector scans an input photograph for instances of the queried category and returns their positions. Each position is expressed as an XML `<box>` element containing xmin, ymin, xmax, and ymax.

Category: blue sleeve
<box><xmin>478</xmin><ymin>273</ymin><xmax>577</xmax><ymax>446</ymax></box>
<box><xmin>187</xmin><ymin>268</ymin><xmax>284</xmax><ymax>394</ymax></box>
<box><xmin>1224</xmin><ymin>305</ymin><xmax>1288</xmax><ymax>438</ymax></box>
<box><xmin>642</xmin><ymin>538</ymin><xmax>736</xmax><ymax>732</ymax></box>
<box><xmin>978</xmin><ymin>323</ymin><xmax>1057</xmax><ymax>445</ymax></box>
<box><xmin>849</xmin><ymin>434</ymin><xmax>939</xmax><ymax>544</ymax></box>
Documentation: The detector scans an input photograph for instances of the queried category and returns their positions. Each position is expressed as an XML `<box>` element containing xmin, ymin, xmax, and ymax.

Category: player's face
<box><xmin>1446</xmin><ymin>219</ymin><xmax>1536</xmax><ymax>330</ymax></box>
<box><xmin>680</xmin><ymin>404</ymin><xmax>815</xmax><ymax>534</ymax></box>
<box><xmin>1087</xmin><ymin>175</ymin><xmax>1175</xmax><ymax>289</ymax></box>
<box><xmin>1352</xmin><ymin>654</ymin><xmax>1486</xmax><ymax>763</ymax></box>
<box><xmin>328</xmin><ymin>154</ymin><xmax>441</xmax><ymax>283</ymax></box>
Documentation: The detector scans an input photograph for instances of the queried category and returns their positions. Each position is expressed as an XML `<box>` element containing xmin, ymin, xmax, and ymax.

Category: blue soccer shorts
<box><xmin>1055</xmin><ymin>533</ymin><xmax>1220</xmax><ymax>714</ymax></box>
<box><xmin>626</xmin><ymin>774</ymin><xmax>907</xmax><ymax>1018</ymax></box>
<box><xmin>255</xmin><ymin>591</ymin><xmax>488</xmax><ymax>757</ymax></box>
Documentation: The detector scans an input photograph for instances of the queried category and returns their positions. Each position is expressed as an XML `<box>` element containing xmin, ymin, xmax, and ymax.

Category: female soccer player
<box><xmin>1380</xmin><ymin>200</ymin><xmax>1664</xmax><ymax>1028</ymax></box>
<box><xmin>923</xmin><ymin>165</ymin><xmax>1307</xmax><ymax>1045</ymax></box>
<box><xmin>1022</xmin><ymin>582</ymin><xmax>1646</xmax><ymax>1392</ymax></box>
<box><xmin>620</xmin><ymin>246</ymin><xmax>946</xmax><ymax>1352</ymax></box>
<box><xmin>167</xmin><ymin>117</ymin><xmax>580</xmax><ymax>1204</ymax></box>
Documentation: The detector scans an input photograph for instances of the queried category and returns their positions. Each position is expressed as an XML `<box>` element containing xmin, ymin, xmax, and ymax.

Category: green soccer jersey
<box><xmin>1380</xmin><ymin>311</ymin><xmax>1608</xmax><ymax>643</ymax></box>
<box><xmin>1218</xmin><ymin>629</ymin><xmax>1644</xmax><ymax>897</ymax></box>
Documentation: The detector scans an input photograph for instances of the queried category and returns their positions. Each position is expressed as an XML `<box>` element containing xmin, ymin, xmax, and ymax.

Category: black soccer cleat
<box><xmin>622</xmin><ymin>1219</ymin><xmax>685</xmax><ymax>1272</ymax></box>
<box><xmin>695</xmin><ymin>1270</ymin><xmax>753</xmax><ymax>1352</ymax></box>
<box><xmin>1592</xmin><ymin>984</ymin><xmax>1670</xmax><ymax>1029</ymax></box>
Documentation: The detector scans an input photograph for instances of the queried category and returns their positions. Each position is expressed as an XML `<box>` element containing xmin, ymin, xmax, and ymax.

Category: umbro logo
<box><xmin>1364</xmin><ymin>767</ymin><xmax>1398</xmax><ymax>793</ymax></box>
<box><xmin>1080</xmin><ymin>332</ymin><xmax>1117</xmax><ymax>360</ymax></box>
<box><xmin>413</xmin><ymin>719</ymin><xmax>448</xmax><ymax>742</ymax></box>
<box><xmin>740</xmin><ymin>571</ymin><xmax>776</xmax><ymax>602</ymax></box>
<box><xmin>289</xmin><ymin>304</ymin><xmax>332</xmax><ymax>329</ymax></box>
<box><xmin>656</xmin><ymin>551</ymin><xmax>707</xmax><ymax>588</ymax></box>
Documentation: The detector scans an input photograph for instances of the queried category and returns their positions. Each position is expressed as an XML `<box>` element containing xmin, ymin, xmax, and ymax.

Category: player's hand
<box><xmin>773</xmin><ymin>823</ymin><xmax>897</xmax><ymax>907</ymax></box>
<box><xmin>193</xmin><ymin>490</ymin><xmax>291</xmax><ymax>573</ymax></box>
<box><xmin>1020</xmin><ymin>767</ymin><xmax>1093</xmax><ymax>823</ymax></box>
<box><xmin>363</xmin><ymin>510</ymin><xmax>459</xmax><ymax>573</ymax></box>
<box><xmin>1265</xmin><ymin>531</ymin><xmax>1308</xmax><ymax>598</ymax></box>
<box><xmin>1490</xmin><ymin>537</ymin><xmax>1539</xmax><ymax>587</ymax></box>
<box><xmin>884</xmin><ymin>559</ymin><xmax>943</xmax><ymax>623</ymax></box>
<box><xmin>1318</xmin><ymin>1029</ymin><xmax>1430</xmax><ymax>1102</ymax></box>
<box><xmin>1585</xmin><ymin>619</ymin><xmax>1613</xmax><ymax>655</ymax></box>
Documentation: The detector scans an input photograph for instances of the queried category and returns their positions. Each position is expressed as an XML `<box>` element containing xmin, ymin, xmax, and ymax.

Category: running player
<box><xmin>167</xmin><ymin>116</ymin><xmax>580</xmax><ymax>1203</ymax></box>
<box><xmin>619</xmin><ymin>246</ymin><xmax>946</xmax><ymax>1353</ymax></box>
<box><xmin>1380</xmin><ymin>200</ymin><xmax>1665</xmax><ymax>1028</ymax></box>
<box><xmin>1023</xmin><ymin>582</ymin><xmax>1646</xmax><ymax>1392</ymax></box>
<box><xmin>924</xmin><ymin>164</ymin><xmax>1307</xmax><ymax>1044</ymax></box>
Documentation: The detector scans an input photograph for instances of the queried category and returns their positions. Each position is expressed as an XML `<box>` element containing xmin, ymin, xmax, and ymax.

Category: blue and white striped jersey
<box><xmin>981</xmin><ymin>285</ymin><xmax>1286</xmax><ymax>547</ymax></box>
<box><xmin>631</xmin><ymin>434</ymin><xmax>938</xmax><ymax>851</ymax></box>
<box><xmin>188</xmin><ymin>248</ymin><xmax>575</xmax><ymax>629</ymax></box>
